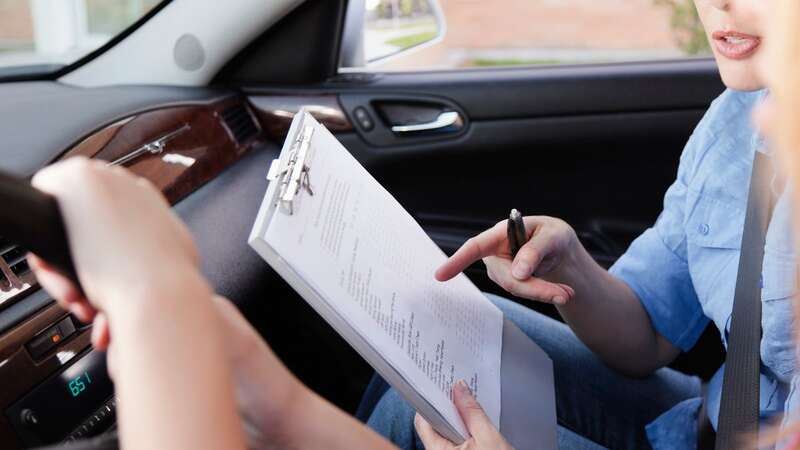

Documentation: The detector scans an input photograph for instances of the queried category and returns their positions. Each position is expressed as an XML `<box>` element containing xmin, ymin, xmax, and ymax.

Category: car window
<box><xmin>0</xmin><ymin>0</ymin><xmax>162</xmax><ymax>77</ymax></box>
<box><xmin>343</xmin><ymin>0</ymin><xmax>712</xmax><ymax>71</ymax></box>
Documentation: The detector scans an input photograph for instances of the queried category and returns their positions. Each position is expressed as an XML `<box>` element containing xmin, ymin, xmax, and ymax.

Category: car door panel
<box><xmin>340</xmin><ymin>108</ymin><xmax>702</xmax><ymax>256</ymax></box>
<box><xmin>334</xmin><ymin>60</ymin><xmax>722</xmax><ymax>118</ymax></box>
<box><xmin>246</xmin><ymin>58</ymin><xmax>726</xmax><ymax>379</ymax></box>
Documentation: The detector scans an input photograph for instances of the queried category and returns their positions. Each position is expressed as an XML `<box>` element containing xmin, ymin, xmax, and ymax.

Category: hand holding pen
<box><xmin>435</xmin><ymin>209</ymin><xmax>576</xmax><ymax>305</ymax></box>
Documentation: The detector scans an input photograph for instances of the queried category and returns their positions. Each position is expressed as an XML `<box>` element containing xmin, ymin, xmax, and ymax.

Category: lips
<box><xmin>712</xmin><ymin>30</ymin><xmax>761</xmax><ymax>60</ymax></box>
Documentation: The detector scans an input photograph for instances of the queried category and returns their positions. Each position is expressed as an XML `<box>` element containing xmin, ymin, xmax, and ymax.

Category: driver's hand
<box><xmin>415</xmin><ymin>380</ymin><xmax>515</xmax><ymax>450</ymax></box>
<box><xmin>435</xmin><ymin>216</ymin><xmax>577</xmax><ymax>304</ymax></box>
<box><xmin>29</xmin><ymin>157</ymin><xmax>201</xmax><ymax>349</ymax></box>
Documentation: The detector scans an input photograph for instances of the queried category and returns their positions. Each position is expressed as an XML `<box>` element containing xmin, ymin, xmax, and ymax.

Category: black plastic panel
<box><xmin>6</xmin><ymin>350</ymin><xmax>112</xmax><ymax>447</ymax></box>
<box><xmin>0</xmin><ymin>290</ymin><xmax>53</xmax><ymax>337</ymax></box>
<box><xmin>173</xmin><ymin>143</ymin><xmax>279</xmax><ymax>304</ymax></box>
<box><xmin>214</xmin><ymin>0</ymin><xmax>347</xmax><ymax>85</ymax></box>
<box><xmin>338</xmin><ymin>108</ymin><xmax>704</xmax><ymax>257</ymax></box>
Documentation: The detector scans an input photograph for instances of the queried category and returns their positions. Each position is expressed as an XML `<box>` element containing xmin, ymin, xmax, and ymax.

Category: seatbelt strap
<box><xmin>715</xmin><ymin>151</ymin><xmax>776</xmax><ymax>450</ymax></box>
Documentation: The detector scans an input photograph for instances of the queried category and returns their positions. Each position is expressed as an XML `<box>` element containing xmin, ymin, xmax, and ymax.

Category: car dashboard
<box><xmin>0</xmin><ymin>82</ymin><xmax>352</xmax><ymax>448</ymax></box>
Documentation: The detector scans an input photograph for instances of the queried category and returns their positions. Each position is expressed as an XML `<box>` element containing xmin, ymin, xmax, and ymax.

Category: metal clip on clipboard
<box><xmin>266</xmin><ymin>123</ymin><xmax>315</xmax><ymax>215</ymax></box>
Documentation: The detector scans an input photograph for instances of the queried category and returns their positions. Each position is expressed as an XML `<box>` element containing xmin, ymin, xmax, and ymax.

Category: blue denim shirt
<box><xmin>609</xmin><ymin>89</ymin><xmax>797</xmax><ymax>449</ymax></box>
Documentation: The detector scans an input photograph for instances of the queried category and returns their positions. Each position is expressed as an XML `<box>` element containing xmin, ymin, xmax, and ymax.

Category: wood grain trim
<box><xmin>68</xmin><ymin>117</ymin><xmax>132</xmax><ymax>159</ymax></box>
<box><xmin>249</xmin><ymin>95</ymin><xmax>353</xmax><ymax>140</ymax></box>
<box><xmin>59</xmin><ymin>97</ymin><xmax>263</xmax><ymax>205</ymax></box>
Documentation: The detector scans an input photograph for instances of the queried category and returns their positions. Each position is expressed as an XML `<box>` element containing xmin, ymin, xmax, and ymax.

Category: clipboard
<box><xmin>249</xmin><ymin>111</ymin><xmax>557</xmax><ymax>450</ymax></box>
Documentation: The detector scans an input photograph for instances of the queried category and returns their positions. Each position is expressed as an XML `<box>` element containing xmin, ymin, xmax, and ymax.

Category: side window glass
<box><xmin>0</xmin><ymin>0</ymin><xmax>161</xmax><ymax>76</ymax></box>
<box><xmin>340</xmin><ymin>0</ymin><xmax>712</xmax><ymax>72</ymax></box>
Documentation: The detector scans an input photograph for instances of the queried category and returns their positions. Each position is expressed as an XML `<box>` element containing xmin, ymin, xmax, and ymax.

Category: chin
<box><xmin>716</xmin><ymin>58</ymin><xmax>765</xmax><ymax>92</ymax></box>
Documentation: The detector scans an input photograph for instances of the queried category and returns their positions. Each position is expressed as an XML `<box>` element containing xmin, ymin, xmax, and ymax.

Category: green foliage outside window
<box><xmin>654</xmin><ymin>0</ymin><xmax>711</xmax><ymax>55</ymax></box>
<box><xmin>373</xmin><ymin>0</ymin><xmax>431</xmax><ymax>20</ymax></box>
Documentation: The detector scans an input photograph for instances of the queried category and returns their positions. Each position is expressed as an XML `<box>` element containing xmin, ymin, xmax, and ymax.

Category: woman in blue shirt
<box><xmin>362</xmin><ymin>1</ymin><xmax>796</xmax><ymax>449</ymax></box>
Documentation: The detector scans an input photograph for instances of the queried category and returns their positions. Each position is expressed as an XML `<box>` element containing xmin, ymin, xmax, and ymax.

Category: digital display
<box><xmin>68</xmin><ymin>371</ymin><xmax>92</xmax><ymax>397</ymax></box>
<box><xmin>6</xmin><ymin>350</ymin><xmax>114</xmax><ymax>446</ymax></box>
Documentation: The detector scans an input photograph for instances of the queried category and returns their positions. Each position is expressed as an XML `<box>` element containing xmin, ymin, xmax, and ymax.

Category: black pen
<box><xmin>507</xmin><ymin>209</ymin><xmax>527</xmax><ymax>259</ymax></box>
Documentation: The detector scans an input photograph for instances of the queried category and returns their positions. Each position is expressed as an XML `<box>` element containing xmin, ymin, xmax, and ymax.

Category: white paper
<box><xmin>260</xmin><ymin>113</ymin><xmax>504</xmax><ymax>436</ymax></box>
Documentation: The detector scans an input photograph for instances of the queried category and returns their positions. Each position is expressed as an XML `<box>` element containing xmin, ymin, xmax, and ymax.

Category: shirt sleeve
<box><xmin>609</xmin><ymin>131</ymin><xmax>710</xmax><ymax>352</ymax></box>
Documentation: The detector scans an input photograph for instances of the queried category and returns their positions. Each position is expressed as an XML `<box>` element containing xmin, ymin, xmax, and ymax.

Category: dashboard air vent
<box><xmin>0</xmin><ymin>237</ymin><xmax>30</xmax><ymax>280</ymax></box>
<box><xmin>221</xmin><ymin>104</ymin><xmax>260</xmax><ymax>145</ymax></box>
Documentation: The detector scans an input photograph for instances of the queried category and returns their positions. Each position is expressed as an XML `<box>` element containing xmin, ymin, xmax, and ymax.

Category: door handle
<box><xmin>391</xmin><ymin>111</ymin><xmax>463</xmax><ymax>134</ymax></box>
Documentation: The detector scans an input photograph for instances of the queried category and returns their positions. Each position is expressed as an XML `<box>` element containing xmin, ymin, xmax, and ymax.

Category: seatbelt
<box><xmin>715</xmin><ymin>151</ymin><xmax>776</xmax><ymax>450</ymax></box>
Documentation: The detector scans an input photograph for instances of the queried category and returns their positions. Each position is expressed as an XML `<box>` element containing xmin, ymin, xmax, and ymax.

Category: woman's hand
<box><xmin>436</xmin><ymin>216</ymin><xmax>577</xmax><ymax>304</ymax></box>
<box><xmin>415</xmin><ymin>380</ymin><xmax>514</xmax><ymax>450</ymax></box>
<box><xmin>30</xmin><ymin>157</ymin><xmax>201</xmax><ymax>331</ymax></box>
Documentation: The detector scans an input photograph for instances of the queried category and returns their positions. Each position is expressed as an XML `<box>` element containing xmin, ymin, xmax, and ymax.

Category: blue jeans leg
<box><xmin>365</xmin><ymin>383</ymin><xmax>605</xmax><ymax>450</ymax></box>
<box><xmin>361</xmin><ymin>294</ymin><xmax>703</xmax><ymax>450</ymax></box>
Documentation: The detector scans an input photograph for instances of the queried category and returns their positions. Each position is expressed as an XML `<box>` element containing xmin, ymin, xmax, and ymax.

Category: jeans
<box><xmin>358</xmin><ymin>294</ymin><xmax>703</xmax><ymax>450</ymax></box>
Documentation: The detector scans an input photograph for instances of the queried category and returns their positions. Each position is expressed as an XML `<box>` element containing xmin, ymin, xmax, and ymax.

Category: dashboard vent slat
<box><xmin>0</xmin><ymin>236</ymin><xmax>30</xmax><ymax>278</ymax></box>
<box><xmin>10</xmin><ymin>259</ymin><xmax>29</xmax><ymax>277</ymax></box>
<box><xmin>3</xmin><ymin>246</ymin><xmax>27</xmax><ymax>267</ymax></box>
<box><xmin>221</xmin><ymin>104</ymin><xmax>260</xmax><ymax>145</ymax></box>
<box><xmin>0</xmin><ymin>237</ymin><xmax>14</xmax><ymax>256</ymax></box>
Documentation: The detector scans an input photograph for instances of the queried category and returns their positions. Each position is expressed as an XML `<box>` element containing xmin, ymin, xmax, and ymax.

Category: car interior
<box><xmin>0</xmin><ymin>0</ymin><xmax>728</xmax><ymax>447</ymax></box>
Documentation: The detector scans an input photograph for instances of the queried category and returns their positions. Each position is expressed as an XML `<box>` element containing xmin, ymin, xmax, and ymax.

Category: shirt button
<box><xmin>698</xmin><ymin>224</ymin><xmax>710</xmax><ymax>235</ymax></box>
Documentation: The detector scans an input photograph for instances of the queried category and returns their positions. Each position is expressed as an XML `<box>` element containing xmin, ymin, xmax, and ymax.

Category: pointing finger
<box><xmin>435</xmin><ymin>222</ymin><xmax>506</xmax><ymax>282</ymax></box>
